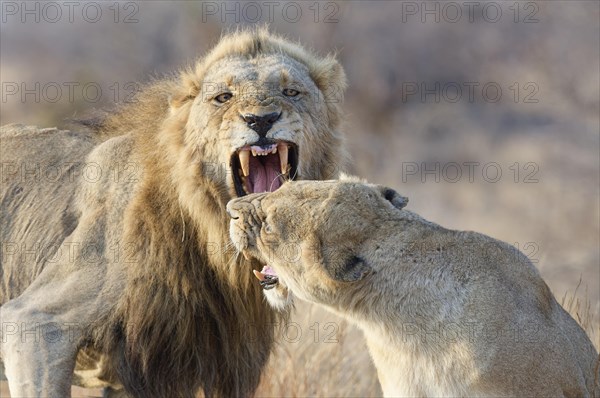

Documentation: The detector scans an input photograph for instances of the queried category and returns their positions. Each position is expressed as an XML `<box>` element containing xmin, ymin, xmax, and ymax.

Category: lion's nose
<box><xmin>241</xmin><ymin>112</ymin><xmax>281</xmax><ymax>137</ymax></box>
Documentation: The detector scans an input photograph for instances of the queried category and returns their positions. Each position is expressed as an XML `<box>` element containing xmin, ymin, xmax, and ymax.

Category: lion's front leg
<box><xmin>1</xmin><ymin>308</ymin><xmax>77</xmax><ymax>396</ymax></box>
<box><xmin>1</xmin><ymin>266</ymin><xmax>106</xmax><ymax>397</ymax></box>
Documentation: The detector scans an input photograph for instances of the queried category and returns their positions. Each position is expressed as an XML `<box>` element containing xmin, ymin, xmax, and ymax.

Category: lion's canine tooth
<box><xmin>239</xmin><ymin>150</ymin><xmax>250</xmax><ymax>177</ymax></box>
<box><xmin>272</xmin><ymin>147</ymin><xmax>277</xmax><ymax>154</ymax></box>
<box><xmin>252</xmin><ymin>149</ymin><xmax>257</xmax><ymax>157</ymax></box>
<box><xmin>278</xmin><ymin>144</ymin><xmax>288</xmax><ymax>174</ymax></box>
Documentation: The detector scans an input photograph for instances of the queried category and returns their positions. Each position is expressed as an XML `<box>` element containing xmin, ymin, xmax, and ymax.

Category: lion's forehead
<box><xmin>203</xmin><ymin>55</ymin><xmax>313</xmax><ymax>92</ymax></box>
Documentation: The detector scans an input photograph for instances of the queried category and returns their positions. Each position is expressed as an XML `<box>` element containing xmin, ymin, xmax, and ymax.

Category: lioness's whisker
<box><xmin>269</xmin><ymin>172</ymin><xmax>287</xmax><ymax>192</ymax></box>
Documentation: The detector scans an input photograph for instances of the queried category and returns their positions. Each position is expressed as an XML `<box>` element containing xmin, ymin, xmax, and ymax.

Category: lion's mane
<box><xmin>87</xmin><ymin>29</ymin><xmax>346</xmax><ymax>397</ymax></box>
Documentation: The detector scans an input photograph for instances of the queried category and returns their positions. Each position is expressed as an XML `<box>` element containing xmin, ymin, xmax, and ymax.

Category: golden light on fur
<box><xmin>229</xmin><ymin>179</ymin><xmax>600</xmax><ymax>397</ymax></box>
<box><xmin>0</xmin><ymin>28</ymin><xmax>346</xmax><ymax>398</ymax></box>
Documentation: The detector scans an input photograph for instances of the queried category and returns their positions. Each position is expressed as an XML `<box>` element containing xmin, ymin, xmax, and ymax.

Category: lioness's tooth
<box><xmin>252</xmin><ymin>149</ymin><xmax>257</xmax><ymax>157</ymax></box>
<box><xmin>239</xmin><ymin>150</ymin><xmax>250</xmax><ymax>177</ymax></box>
<box><xmin>272</xmin><ymin>147</ymin><xmax>277</xmax><ymax>154</ymax></box>
<box><xmin>253</xmin><ymin>269</ymin><xmax>265</xmax><ymax>281</ymax></box>
<box><xmin>278</xmin><ymin>144</ymin><xmax>288</xmax><ymax>174</ymax></box>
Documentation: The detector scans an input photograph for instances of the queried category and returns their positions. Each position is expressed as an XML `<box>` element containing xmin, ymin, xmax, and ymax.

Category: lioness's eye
<box><xmin>214</xmin><ymin>93</ymin><xmax>233</xmax><ymax>103</ymax></box>
<box><xmin>263</xmin><ymin>223</ymin><xmax>274</xmax><ymax>234</ymax></box>
<box><xmin>282</xmin><ymin>88</ymin><xmax>300</xmax><ymax>97</ymax></box>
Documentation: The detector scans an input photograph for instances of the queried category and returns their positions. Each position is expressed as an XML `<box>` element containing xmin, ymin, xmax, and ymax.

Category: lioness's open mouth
<box><xmin>253</xmin><ymin>266</ymin><xmax>279</xmax><ymax>290</ymax></box>
<box><xmin>231</xmin><ymin>141</ymin><xmax>298</xmax><ymax>197</ymax></box>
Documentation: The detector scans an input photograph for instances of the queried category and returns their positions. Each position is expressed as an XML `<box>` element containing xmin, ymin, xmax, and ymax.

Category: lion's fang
<box><xmin>239</xmin><ymin>150</ymin><xmax>250</xmax><ymax>177</ymax></box>
<box><xmin>278</xmin><ymin>144</ymin><xmax>288</xmax><ymax>175</ymax></box>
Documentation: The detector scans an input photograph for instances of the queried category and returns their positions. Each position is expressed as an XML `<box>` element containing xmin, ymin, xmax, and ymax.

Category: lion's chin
<box><xmin>230</xmin><ymin>141</ymin><xmax>298</xmax><ymax>197</ymax></box>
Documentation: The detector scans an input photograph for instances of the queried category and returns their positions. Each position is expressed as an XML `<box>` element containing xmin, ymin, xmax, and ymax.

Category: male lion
<box><xmin>0</xmin><ymin>29</ymin><xmax>346</xmax><ymax>397</ymax></box>
<box><xmin>228</xmin><ymin>180</ymin><xmax>600</xmax><ymax>397</ymax></box>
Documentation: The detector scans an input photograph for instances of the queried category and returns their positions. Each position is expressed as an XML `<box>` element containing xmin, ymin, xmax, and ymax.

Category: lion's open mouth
<box><xmin>231</xmin><ymin>141</ymin><xmax>298</xmax><ymax>197</ymax></box>
<box><xmin>253</xmin><ymin>266</ymin><xmax>279</xmax><ymax>290</ymax></box>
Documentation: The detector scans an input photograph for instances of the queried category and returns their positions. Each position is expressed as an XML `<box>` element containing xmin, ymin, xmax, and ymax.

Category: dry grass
<box><xmin>255</xmin><ymin>302</ymin><xmax>381</xmax><ymax>397</ymax></box>
<box><xmin>561</xmin><ymin>278</ymin><xmax>600</xmax><ymax>351</ymax></box>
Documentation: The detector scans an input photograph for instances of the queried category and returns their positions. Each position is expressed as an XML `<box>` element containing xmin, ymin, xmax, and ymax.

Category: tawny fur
<box><xmin>0</xmin><ymin>28</ymin><xmax>346</xmax><ymax>397</ymax></box>
<box><xmin>228</xmin><ymin>180</ymin><xmax>600</xmax><ymax>397</ymax></box>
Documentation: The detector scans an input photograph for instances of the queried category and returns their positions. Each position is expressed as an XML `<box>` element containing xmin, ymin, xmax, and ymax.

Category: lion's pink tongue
<box><xmin>247</xmin><ymin>154</ymin><xmax>282</xmax><ymax>193</ymax></box>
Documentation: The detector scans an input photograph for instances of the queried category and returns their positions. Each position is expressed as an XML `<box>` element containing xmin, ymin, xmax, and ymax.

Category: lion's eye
<box><xmin>282</xmin><ymin>88</ymin><xmax>300</xmax><ymax>97</ymax></box>
<box><xmin>214</xmin><ymin>93</ymin><xmax>233</xmax><ymax>103</ymax></box>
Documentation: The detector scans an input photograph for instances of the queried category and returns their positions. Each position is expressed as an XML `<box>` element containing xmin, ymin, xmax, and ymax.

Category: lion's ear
<box><xmin>377</xmin><ymin>186</ymin><xmax>408</xmax><ymax>210</ymax></box>
<box><xmin>169</xmin><ymin>71</ymin><xmax>201</xmax><ymax>110</ymax></box>
<box><xmin>311</xmin><ymin>56</ymin><xmax>347</xmax><ymax>101</ymax></box>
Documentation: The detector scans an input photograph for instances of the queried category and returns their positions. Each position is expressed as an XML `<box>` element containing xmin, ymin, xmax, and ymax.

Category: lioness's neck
<box><xmin>330</xmin><ymin>216</ymin><xmax>472</xmax><ymax>396</ymax></box>
<box><xmin>337</xmin><ymin>215</ymin><xmax>466</xmax><ymax>340</ymax></box>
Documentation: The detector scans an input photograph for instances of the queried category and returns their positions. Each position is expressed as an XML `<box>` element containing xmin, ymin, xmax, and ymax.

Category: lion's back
<box><xmin>0</xmin><ymin>124</ymin><xmax>97</xmax><ymax>303</ymax></box>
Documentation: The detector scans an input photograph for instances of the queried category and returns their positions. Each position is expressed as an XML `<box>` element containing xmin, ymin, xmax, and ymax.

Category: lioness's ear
<box><xmin>377</xmin><ymin>186</ymin><xmax>408</xmax><ymax>210</ymax></box>
<box><xmin>319</xmin><ymin>241</ymin><xmax>371</xmax><ymax>282</ymax></box>
<box><xmin>333</xmin><ymin>255</ymin><xmax>371</xmax><ymax>282</ymax></box>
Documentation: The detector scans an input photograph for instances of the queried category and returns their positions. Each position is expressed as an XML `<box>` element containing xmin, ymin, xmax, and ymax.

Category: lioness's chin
<box><xmin>264</xmin><ymin>283</ymin><xmax>293</xmax><ymax>311</ymax></box>
<box><xmin>230</xmin><ymin>141</ymin><xmax>299</xmax><ymax>197</ymax></box>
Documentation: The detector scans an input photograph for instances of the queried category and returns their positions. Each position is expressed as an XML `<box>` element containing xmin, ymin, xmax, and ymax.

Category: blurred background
<box><xmin>1</xmin><ymin>1</ymin><xmax>598</xmax><ymax>396</ymax></box>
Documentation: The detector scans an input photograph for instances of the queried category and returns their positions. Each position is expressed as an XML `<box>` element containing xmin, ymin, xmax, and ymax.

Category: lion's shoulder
<box><xmin>1</xmin><ymin>123</ymin><xmax>66</xmax><ymax>137</ymax></box>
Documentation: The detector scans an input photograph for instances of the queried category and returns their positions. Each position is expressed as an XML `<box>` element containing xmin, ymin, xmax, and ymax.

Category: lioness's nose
<box><xmin>226</xmin><ymin>201</ymin><xmax>240</xmax><ymax>219</ymax></box>
<box><xmin>241</xmin><ymin>112</ymin><xmax>281</xmax><ymax>137</ymax></box>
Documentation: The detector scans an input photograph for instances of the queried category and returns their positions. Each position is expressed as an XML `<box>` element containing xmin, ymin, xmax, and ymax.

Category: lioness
<box><xmin>0</xmin><ymin>29</ymin><xmax>346</xmax><ymax>397</ymax></box>
<box><xmin>228</xmin><ymin>180</ymin><xmax>600</xmax><ymax>397</ymax></box>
